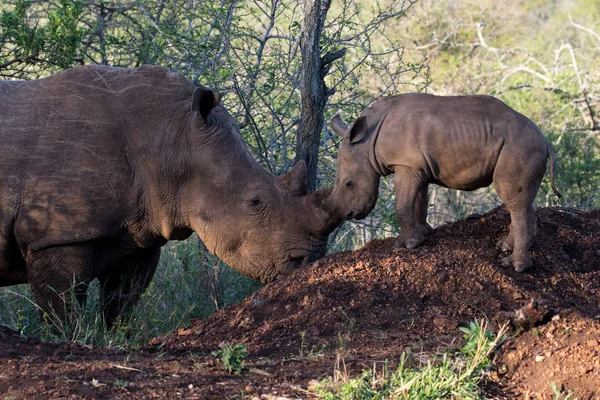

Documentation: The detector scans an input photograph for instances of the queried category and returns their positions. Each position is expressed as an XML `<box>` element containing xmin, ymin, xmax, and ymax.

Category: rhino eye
<box><xmin>346</xmin><ymin>181</ymin><xmax>354</xmax><ymax>189</ymax></box>
<box><xmin>249</xmin><ymin>198</ymin><xmax>261</xmax><ymax>207</ymax></box>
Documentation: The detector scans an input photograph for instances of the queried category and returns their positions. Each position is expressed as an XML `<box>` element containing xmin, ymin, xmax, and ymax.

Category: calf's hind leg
<box><xmin>493</xmin><ymin>151</ymin><xmax>544</xmax><ymax>272</ymax></box>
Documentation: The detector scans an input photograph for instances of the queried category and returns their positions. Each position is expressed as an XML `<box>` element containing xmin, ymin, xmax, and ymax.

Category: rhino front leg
<box><xmin>98</xmin><ymin>247</ymin><xmax>160</xmax><ymax>329</ymax></box>
<box><xmin>394</xmin><ymin>167</ymin><xmax>426</xmax><ymax>249</ymax></box>
<box><xmin>415</xmin><ymin>183</ymin><xmax>434</xmax><ymax>236</ymax></box>
<box><xmin>27</xmin><ymin>244</ymin><xmax>94</xmax><ymax>331</ymax></box>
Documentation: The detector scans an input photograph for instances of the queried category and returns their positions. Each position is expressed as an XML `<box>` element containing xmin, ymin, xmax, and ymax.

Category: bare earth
<box><xmin>1</xmin><ymin>206</ymin><xmax>598</xmax><ymax>399</ymax></box>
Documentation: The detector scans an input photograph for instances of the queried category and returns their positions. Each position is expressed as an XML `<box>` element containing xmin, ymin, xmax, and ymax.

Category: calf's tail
<box><xmin>547</xmin><ymin>141</ymin><xmax>561</xmax><ymax>198</ymax></box>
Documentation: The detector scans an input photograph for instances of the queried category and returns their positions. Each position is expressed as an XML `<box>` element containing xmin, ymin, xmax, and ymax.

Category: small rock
<box><xmin>580</xmin><ymin>365</ymin><xmax>593</xmax><ymax>374</ymax></box>
<box><xmin>513</xmin><ymin>299</ymin><xmax>547</xmax><ymax>329</ymax></box>
<box><xmin>513</xmin><ymin>292</ymin><xmax>523</xmax><ymax>300</ymax></box>
<box><xmin>586</xmin><ymin>339</ymin><xmax>599</xmax><ymax>348</ymax></box>
<box><xmin>535</xmin><ymin>355</ymin><xmax>545</xmax><ymax>362</ymax></box>
<box><xmin>552</xmin><ymin>314</ymin><xmax>561</xmax><ymax>321</ymax></box>
<box><xmin>434</xmin><ymin>317</ymin><xmax>458</xmax><ymax>330</ymax></box>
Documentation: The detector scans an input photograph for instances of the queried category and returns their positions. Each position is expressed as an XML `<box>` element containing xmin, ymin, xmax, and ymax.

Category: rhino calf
<box><xmin>330</xmin><ymin>93</ymin><xmax>561</xmax><ymax>272</ymax></box>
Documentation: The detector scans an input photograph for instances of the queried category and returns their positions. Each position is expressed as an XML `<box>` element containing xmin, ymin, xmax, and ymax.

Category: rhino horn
<box><xmin>277</xmin><ymin>161</ymin><xmax>307</xmax><ymax>196</ymax></box>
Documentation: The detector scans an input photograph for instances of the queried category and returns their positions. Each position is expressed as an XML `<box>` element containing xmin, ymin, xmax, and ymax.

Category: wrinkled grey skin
<box><xmin>0</xmin><ymin>65</ymin><xmax>341</xmax><ymax>326</ymax></box>
<box><xmin>330</xmin><ymin>93</ymin><xmax>560</xmax><ymax>272</ymax></box>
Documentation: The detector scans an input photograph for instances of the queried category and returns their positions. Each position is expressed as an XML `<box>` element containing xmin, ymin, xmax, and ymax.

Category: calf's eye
<box><xmin>346</xmin><ymin>181</ymin><xmax>354</xmax><ymax>189</ymax></box>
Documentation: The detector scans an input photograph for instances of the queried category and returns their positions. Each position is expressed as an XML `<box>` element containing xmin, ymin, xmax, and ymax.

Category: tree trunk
<box><xmin>295</xmin><ymin>0</ymin><xmax>332</xmax><ymax>192</ymax></box>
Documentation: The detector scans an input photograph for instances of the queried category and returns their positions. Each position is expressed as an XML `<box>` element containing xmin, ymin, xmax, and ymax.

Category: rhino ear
<box><xmin>277</xmin><ymin>160</ymin><xmax>307</xmax><ymax>196</ymax></box>
<box><xmin>192</xmin><ymin>87</ymin><xmax>221</xmax><ymax>121</ymax></box>
<box><xmin>330</xmin><ymin>114</ymin><xmax>348</xmax><ymax>137</ymax></box>
<box><xmin>348</xmin><ymin>116</ymin><xmax>368</xmax><ymax>144</ymax></box>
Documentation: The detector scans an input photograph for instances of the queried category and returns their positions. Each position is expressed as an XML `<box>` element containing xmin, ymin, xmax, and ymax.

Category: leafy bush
<box><xmin>212</xmin><ymin>342</ymin><xmax>248</xmax><ymax>374</ymax></box>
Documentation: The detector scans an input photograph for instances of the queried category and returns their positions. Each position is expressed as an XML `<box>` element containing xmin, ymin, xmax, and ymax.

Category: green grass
<box><xmin>0</xmin><ymin>235</ymin><xmax>262</xmax><ymax>349</ymax></box>
<box><xmin>315</xmin><ymin>319</ymin><xmax>508</xmax><ymax>399</ymax></box>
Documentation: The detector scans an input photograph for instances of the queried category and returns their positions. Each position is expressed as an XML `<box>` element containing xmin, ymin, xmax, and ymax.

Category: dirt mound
<box><xmin>157</xmin><ymin>207</ymin><xmax>600</xmax><ymax>359</ymax></box>
<box><xmin>497</xmin><ymin>311</ymin><xmax>600</xmax><ymax>399</ymax></box>
<box><xmin>1</xmin><ymin>206</ymin><xmax>598</xmax><ymax>398</ymax></box>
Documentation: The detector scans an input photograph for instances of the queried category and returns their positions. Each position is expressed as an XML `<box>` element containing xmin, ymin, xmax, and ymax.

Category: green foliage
<box><xmin>458</xmin><ymin>319</ymin><xmax>499</xmax><ymax>367</ymax></box>
<box><xmin>114</xmin><ymin>379</ymin><xmax>129</xmax><ymax>388</ymax></box>
<box><xmin>0</xmin><ymin>0</ymin><xmax>85</xmax><ymax>77</ymax></box>
<box><xmin>316</xmin><ymin>320</ymin><xmax>507</xmax><ymax>399</ymax></box>
<box><xmin>212</xmin><ymin>342</ymin><xmax>248</xmax><ymax>374</ymax></box>
<box><xmin>547</xmin><ymin>131</ymin><xmax>600</xmax><ymax>208</ymax></box>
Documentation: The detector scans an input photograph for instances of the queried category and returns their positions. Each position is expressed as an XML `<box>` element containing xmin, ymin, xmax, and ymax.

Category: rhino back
<box><xmin>373</xmin><ymin>93</ymin><xmax>544</xmax><ymax>190</ymax></box>
<box><xmin>0</xmin><ymin>65</ymin><xmax>194</xmax><ymax>259</ymax></box>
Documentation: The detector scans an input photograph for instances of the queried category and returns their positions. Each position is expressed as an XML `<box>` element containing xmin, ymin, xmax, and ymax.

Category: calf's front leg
<box><xmin>415</xmin><ymin>183</ymin><xmax>434</xmax><ymax>236</ymax></box>
<box><xmin>394</xmin><ymin>167</ymin><xmax>426</xmax><ymax>249</ymax></box>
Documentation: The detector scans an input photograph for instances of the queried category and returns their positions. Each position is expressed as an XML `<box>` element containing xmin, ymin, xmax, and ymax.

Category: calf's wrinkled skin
<box><xmin>330</xmin><ymin>93</ymin><xmax>561</xmax><ymax>272</ymax></box>
<box><xmin>0</xmin><ymin>65</ymin><xmax>341</xmax><ymax>326</ymax></box>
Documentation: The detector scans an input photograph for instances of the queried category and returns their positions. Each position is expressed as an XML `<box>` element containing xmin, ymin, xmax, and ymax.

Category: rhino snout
<box><xmin>276</xmin><ymin>250</ymin><xmax>322</xmax><ymax>277</ymax></box>
<box><xmin>346</xmin><ymin>210</ymin><xmax>368</xmax><ymax>220</ymax></box>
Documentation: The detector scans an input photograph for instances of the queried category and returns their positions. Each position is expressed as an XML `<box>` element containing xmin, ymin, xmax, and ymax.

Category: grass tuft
<box><xmin>316</xmin><ymin>319</ymin><xmax>508</xmax><ymax>399</ymax></box>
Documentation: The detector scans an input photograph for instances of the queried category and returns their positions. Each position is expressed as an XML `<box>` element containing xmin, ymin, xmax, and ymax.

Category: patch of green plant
<box><xmin>290</xmin><ymin>330</ymin><xmax>326</xmax><ymax>361</ymax></box>
<box><xmin>212</xmin><ymin>342</ymin><xmax>248</xmax><ymax>374</ymax></box>
<box><xmin>316</xmin><ymin>319</ymin><xmax>507</xmax><ymax>399</ymax></box>
<box><xmin>114</xmin><ymin>379</ymin><xmax>129</xmax><ymax>388</ymax></box>
<box><xmin>550</xmin><ymin>382</ymin><xmax>577</xmax><ymax>400</ymax></box>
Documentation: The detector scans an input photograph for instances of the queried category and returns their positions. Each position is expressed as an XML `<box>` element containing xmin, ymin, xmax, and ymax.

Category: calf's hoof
<box><xmin>501</xmin><ymin>254</ymin><xmax>532</xmax><ymax>272</ymax></box>
<box><xmin>406</xmin><ymin>238</ymin><xmax>422</xmax><ymax>249</ymax></box>
<box><xmin>396</xmin><ymin>231</ymin><xmax>425</xmax><ymax>249</ymax></box>
<box><xmin>417</xmin><ymin>223</ymin><xmax>434</xmax><ymax>236</ymax></box>
<box><xmin>496</xmin><ymin>237</ymin><xmax>513</xmax><ymax>252</ymax></box>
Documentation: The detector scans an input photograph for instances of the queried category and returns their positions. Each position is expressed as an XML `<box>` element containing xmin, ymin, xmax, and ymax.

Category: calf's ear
<box><xmin>348</xmin><ymin>116</ymin><xmax>368</xmax><ymax>144</ymax></box>
<box><xmin>277</xmin><ymin>161</ymin><xmax>307</xmax><ymax>196</ymax></box>
<box><xmin>192</xmin><ymin>87</ymin><xmax>221</xmax><ymax>121</ymax></box>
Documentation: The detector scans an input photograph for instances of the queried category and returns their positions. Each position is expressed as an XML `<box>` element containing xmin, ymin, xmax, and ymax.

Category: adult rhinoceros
<box><xmin>0</xmin><ymin>65</ymin><xmax>340</xmax><ymax>326</ymax></box>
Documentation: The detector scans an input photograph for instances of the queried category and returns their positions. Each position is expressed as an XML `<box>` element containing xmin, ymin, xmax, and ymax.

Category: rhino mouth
<box><xmin>347</xmin><ymin>210</ymin><xmax>368</xmax><ymax>220</ymax></box>
<box><xmin>276</xmin><ymin>249</ymin><xmax>323</xmax><ymax>277</ymax></box>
